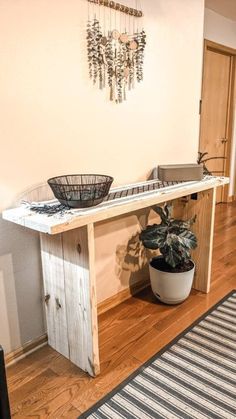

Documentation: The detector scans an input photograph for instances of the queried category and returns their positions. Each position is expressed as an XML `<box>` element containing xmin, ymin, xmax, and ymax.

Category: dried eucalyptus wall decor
<box><xmin>87</xmin><ymin>0</ymin><xmax>146</xmax><ymax>103</ymax></box>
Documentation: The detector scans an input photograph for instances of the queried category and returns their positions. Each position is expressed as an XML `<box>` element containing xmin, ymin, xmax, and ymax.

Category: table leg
<box><xmin>40</xmin><ymin>223</ymin><xmax>100</xmax><ymax>377</ymax></box>
<box><xmin>175</xmin><ymin>187</ymin><xmax>216</xmax><ymax>293</ymax></box>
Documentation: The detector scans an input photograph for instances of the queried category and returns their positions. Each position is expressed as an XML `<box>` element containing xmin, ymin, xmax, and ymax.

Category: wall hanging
<box><xmin>87</xmin><ymin>0</ymin><xmax>146</xmax><ymax>103</ymax></box>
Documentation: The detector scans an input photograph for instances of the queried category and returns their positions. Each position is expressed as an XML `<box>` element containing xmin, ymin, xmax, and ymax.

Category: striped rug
<box><xmin>80</xmin><ymin>290</ymin><xmax>236</xmax><ymax>419</ymax></box>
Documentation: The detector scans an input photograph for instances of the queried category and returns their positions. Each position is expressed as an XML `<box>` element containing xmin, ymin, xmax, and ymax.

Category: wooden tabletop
<box><xmin>2</xmin><ymin>177</ymin><xmax>229</xmax><ymax>235</ymax></box>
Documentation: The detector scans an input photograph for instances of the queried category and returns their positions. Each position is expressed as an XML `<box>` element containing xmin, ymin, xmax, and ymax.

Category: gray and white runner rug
<box><xmin>80</xmin><ymin>290</ymin><xmax>236</xmax><ymax>419</ymax></box>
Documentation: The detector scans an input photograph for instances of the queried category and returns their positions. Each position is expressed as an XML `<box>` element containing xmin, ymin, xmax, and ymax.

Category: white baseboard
<box><xmin>5</xmin><ymin>334</ymin><xmax>48</xmax><ymax>367</ymax></box>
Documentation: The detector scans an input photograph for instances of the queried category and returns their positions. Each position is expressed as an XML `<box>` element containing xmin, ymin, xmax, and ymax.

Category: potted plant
<box><xmin>140</xmin><ymin>204</ymin><xmax>197</xmax><ymax>304</ymax></box>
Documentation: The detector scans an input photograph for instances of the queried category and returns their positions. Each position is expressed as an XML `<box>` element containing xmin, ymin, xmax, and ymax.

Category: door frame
<box><xmin>200</xmin><ymin>39</ymin><xmax>236</xmax><ymax>202</ymax></box>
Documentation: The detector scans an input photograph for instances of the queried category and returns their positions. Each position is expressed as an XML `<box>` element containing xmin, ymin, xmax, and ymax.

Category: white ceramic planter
<box><xmin>149</xmin><ymin>257</ymin><xmax>195</xmax><ymax>304</ymax></box>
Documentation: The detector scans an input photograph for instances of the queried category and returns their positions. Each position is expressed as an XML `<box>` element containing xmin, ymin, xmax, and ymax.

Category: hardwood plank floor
<box><xmin>7</xmin><ymin>202</ymin><xmax>236</xmax><ymax>418</ymax></box>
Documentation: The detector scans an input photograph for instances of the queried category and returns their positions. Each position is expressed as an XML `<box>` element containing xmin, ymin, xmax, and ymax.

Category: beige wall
<box><xmin>0</xmin><ymin>0</ymin><xmax>204</xmax><ymax>209</ymax></box>
<box><xmin>204</xmin><ymin>8</ymin><xmax>236</xmax><ymax>196</ymax></box>
<box><xmin>0</xmin><ymin>0</ymin><xmax>205</xmax><ymax>353</ymax></box>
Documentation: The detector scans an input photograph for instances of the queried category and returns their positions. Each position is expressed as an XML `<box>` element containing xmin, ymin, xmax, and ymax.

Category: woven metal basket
<box><xmin>48</xmin><ymin>174</ymin><xmax>114</xmax><ymax>208</ymax></box>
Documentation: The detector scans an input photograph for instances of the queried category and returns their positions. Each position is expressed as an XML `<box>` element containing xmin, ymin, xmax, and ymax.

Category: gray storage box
<box><xmin>158</xmin><ymin>164</ymin><xmax>203</xmax><ymax>182</ymax></box>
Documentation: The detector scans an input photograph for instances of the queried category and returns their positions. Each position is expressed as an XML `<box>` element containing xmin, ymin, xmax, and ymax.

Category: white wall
<box><xmin>0</xmin><ymin>0</ymin><xmax>205</xmax><ymax>353</ymax></box>
<box><xmin>204</xmin><ymin>8</ymin><xmax>236</xmax><ymax>196</ymax></box>
<box><xmin>204</xmin><ymin>8</ymin><xmax>236</xmax><ymax>49</ymax></box>
<box><xmin>0</xmin><ymin>218</ymin><xmax>45</xmax><ymax>353</ymax></box>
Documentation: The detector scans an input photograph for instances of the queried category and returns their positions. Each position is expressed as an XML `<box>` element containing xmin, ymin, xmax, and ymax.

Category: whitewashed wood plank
<box><xmin>3</xmin><ymin>207</ymin><xmax>58</xmax><ymax>233</ymax></box>
<box><xmin>40</xmin><ymin>233</ymin><xmax>69</xmax><ymax>359</ymax></box>
<box><xmin>62</xmin><ymin>224</ymin><xmax>99</xmax><ymax>376</ymax></box>
<box><xmin>174</xmin><ymin>188</ymin><xmax>216</xmax><ymax>293</ymax></box>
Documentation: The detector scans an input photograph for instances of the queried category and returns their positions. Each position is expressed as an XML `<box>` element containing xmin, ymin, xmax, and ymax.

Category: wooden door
<box><xmin>199</xmin><ymin>41</ymin><xmax>234</xmax><ymax>203</ymax></box>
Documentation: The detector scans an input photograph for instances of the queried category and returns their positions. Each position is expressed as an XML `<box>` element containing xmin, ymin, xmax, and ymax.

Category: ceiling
<box><xmin>205</xmin><ymin>0</ymin><xmax>236</xmax><ymax>21</ymax></box>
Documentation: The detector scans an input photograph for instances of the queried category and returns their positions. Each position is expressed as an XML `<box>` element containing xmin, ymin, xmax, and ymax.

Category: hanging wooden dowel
<box><xmin>87</xmin><ymin>0</ymin><xmax>143</xmax><ymax>17</ymax></box>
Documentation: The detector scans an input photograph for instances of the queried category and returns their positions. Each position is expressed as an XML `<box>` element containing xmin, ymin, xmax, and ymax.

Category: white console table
<box><xmin>2</xmin><ymin>176</ymin><xmax>229</xmax><ymax>377</ymax></box>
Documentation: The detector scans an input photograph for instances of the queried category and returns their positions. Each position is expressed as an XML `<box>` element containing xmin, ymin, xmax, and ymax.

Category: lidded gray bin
<box><xmin>158</xmin><ymin>164</ymin><xmax>203</xmax><ymax>182</ymax></box>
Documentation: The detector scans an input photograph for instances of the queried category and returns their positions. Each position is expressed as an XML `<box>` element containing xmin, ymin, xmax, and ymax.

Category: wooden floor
<box><xmin>7</xmin><ymin>202</ymin><xmax>236</xmax><ymax>418</ymax></box>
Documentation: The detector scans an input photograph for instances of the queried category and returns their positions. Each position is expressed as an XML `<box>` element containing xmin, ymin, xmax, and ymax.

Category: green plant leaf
<box><xmin>153</xmin><ymin>203</ymin><xmax>173</xmax><ymax>224</ymax></box>
<box><xmin>152</xmin><ymin>206</ymin><xmax>168</xmax><ymax>223</ymax></box>
<box><xmin>140</xmin><ymin>203</ymin><xmax>197</xmax><ymax>268</ymax></box>
<box><xmin>164</xmin><ymin>204</ymin><xmax>172</xmax><ymax>219</ymax></box>
<box><xmin>178</xmin><ymin>230</ymin><xmax>197</xmax><ymax>249</ymax></box>
<box><xmin>140</xmin><ymin>224</ymin><xmax>167</xmax><ymax>250</ymax></box>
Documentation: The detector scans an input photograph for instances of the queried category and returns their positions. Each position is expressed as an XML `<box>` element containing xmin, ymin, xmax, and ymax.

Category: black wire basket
<box><xmin>48</xmin><ymin>174</ymin><xmax>114</xmax><ymax>208</ymax></box>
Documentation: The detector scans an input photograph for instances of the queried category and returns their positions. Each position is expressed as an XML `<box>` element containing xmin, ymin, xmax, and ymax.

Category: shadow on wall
<box><xmin>0</xmin><ymin>183</ymin><xmax>52</xmax><ymax>354</ymax></box>
<box><xmin>116</xmin><ymin>232</ymin><xmax>155</xmax><ymax>288</ymax></box>
<box><xmin>115</xmin><ymin>209</ymin><xmax>159</xmax><ymax>294</ymax></box>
